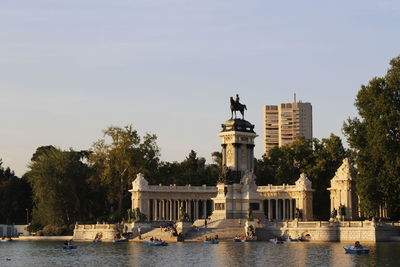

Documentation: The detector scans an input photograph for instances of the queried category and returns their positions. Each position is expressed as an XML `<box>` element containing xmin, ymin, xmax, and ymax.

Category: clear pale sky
<box><xmin>1</xmin><ymin>0</ymin><xmax>399</xmax><ymax>176</ymax></box>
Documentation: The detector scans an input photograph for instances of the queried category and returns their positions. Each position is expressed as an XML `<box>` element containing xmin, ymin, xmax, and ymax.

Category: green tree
<box><xmin>27</xmin><ymin>147</ymin><xmax>92</xmax><ymax>230</ymax></box>
<box><xmin>89</xmin><ymin>125</ymin><xmax>160</xmax><ymax>221</ymax></box>
<box><xmin>306</xmin><ymin>135</ymin><xmax>347</xmax><ymax>220</ymax></box>
<box><xmin>343</xmin><ymin>56</ymin><xmax>400</xmax><ymax>219</ymax></box>
<box><xmin>254</xmin><ymin>135</ymin><xmax>347</xmax><ymax>220</ymax></box>
<box><xmin>0</xmin><ymin>160</ymin><xmax>32</xmax><ymax>224</ymax></box>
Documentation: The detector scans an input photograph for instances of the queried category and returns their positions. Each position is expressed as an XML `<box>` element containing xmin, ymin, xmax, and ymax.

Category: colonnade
<box><xmin>147</xmin><ymin>199</ymin><xmax>212</xmax><ymax>221</ymax></box>
<box><xmin>264</xmin><ymin>199</ymin><xmax>297</xmax><ymax>221</ymax></box>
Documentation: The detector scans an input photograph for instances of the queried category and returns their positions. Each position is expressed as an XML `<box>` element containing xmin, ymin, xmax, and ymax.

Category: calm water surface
<box><xmin>1</xmin><ymin>241</ymin><xmax>399</xmax><ymax>267</ymax></box>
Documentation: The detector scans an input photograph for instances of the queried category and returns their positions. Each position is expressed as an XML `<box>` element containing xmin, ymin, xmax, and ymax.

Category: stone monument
<box><xmin>211</xmin><ymin>95</ymin><xmax>265</xmax><ymax>220</ymax></box>
<box><xmin>327</xmin><ymin>158</ymin><xmax>358</xmax><ymax>221</ymax></box>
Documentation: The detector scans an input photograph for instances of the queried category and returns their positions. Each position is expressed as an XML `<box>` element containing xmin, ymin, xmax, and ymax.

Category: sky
<box><xmin>1</xmin><ymin>0</ymin><xmax>400</xmax><ymax>176</ymax></box>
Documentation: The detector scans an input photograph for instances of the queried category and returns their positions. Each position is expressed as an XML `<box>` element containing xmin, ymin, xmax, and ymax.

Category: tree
<box><xmin>89</xmin><ymin>125</ymin><xmax>160</xmax><ymax>221</ymax></box>
<box><xmin>254</xmin><ymin>135</ymin><xmax>347</xmax><ymax>220</ymax></box>
<box><xmin>0</xmin><ymin>160</ymin><xmax>32</xmax><ymax>224</ymax></box>
<box><xmin>26</xmin><ymin>147</ymin><xmax>92</xmax><ymax>230</ymax></box>
<box><xmin>306</xmin><ymin>135</ymin><xmax>347</xmax><ymax>219</ymax></box>
<box><xmin>343</xmin><ymin>56</ymin><xmax>400</xmax><ymax>219</ymax></box>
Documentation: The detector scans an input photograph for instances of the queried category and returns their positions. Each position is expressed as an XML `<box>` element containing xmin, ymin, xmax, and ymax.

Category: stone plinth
<box><xmin>73</xmin><ymin>224</ymin><xmax>117</xmax><ymax>241</ymax></box>
<box><xmin>176</xmin><ymin>221</ymin><xmax>192</xmax><ymax>235</ymax></box>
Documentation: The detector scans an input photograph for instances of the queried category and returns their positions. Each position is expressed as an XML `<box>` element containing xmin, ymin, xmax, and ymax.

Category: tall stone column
<box><xmin>269</xmin><ymin>199</ymin><xmax>272</xmax><ymax>220</ymax></box>
<box><xmin>247</xmin><ymin>144</ymin><xmax>255</xmax><ymax>171</ymax></box>
<box><xmin>276</xmin><ymin>199</ymin><xmax>279</xmax><ymax>220</ymax></box>
<box><xmin>188</xmin><ymin>200</ymin><xmax>192</xmax><ymax>220</ymax></box>
<box><xmin>173</xmin><ymin>200</ymin><xmax>176</xmax><ymax>220</ymax></box>
<box><xmin>147</xmin><ymin>199</ymin><xmax>151</xmax><ymax>221</ymax></box>
<box><xmin>283</xmin><ymin>199</ymin><xmax>286</xmax><ymax>220</ymax></box>
<box><xmin>169</xmin><ymin>200</ymin><xmax>173</xmax><ymax>221</ymax></box>
<box><xmin>221</xmin><ymin>144</ymin><xmax>227</xmax><ymax>166</ymax></box>
<box><xmin>290</xmin><ymin>199</ymin><xmax>293</xmax><ymax>220</ymax></box>
<box><xmin>195</xmin><ymin>200</ymin><xmax>199</xmax><ymax>220</ymax></box>
<box><xmin>161</xmin><ymin>200</ymin><xmax>165</xmax><ymax>220</ymax></box>
<box><xmin>154</xmin><ymin>200</ymin><xmax>158</xmax><ymax>221</ymax></box>
<box><xmin>203</xmin><ymin>200</ymin><xmax>207</xmax><ymax>219</ymax></box>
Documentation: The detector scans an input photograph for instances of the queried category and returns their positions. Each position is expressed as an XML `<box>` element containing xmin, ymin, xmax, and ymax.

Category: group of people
<box><xmin>204</xmin><ymin>235</ymin><xmax>218</xmax><ymax>242</ymax></box>
<box><xmin>234</xmin><ymin>235</ymin><xmax>254</xmax><ymax>241</ymax></box>
<box><xmin>63</xmin><ymin>240</ymin><xmax>74</xmax><ymax>246</ymax></box>
<box><xmin>149</xmin><ymin>237</ymin><xmax>164</xmax><ymax>242</ymax></box>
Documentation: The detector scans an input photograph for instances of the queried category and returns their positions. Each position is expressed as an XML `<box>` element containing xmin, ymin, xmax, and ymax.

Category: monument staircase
<box><xmin>132</xmin><ymin>226</ymin><xmax>177</xmax><ymax>242</ymax></box>
<box><xmin>185</xmin><ymin>219</ymin><xmax>246</xmax><ymax>241</ymax></box>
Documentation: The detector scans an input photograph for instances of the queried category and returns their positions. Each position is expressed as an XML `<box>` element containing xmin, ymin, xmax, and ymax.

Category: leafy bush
<box><xmin>41</xmin><ymin>225</ymin><xmax>68</xmax><ymax>236</ymax></box>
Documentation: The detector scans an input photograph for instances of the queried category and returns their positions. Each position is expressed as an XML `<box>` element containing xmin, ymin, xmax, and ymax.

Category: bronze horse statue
<box><xmin>230</xmin><ymin>96</ymin><xmax>247</xmax><ymax>119</ymax></box>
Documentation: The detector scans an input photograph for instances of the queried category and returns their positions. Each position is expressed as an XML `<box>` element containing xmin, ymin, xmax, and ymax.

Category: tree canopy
<box><xmin>26</xmin><ymin>147</ymin><xmax>93</xmax><ymax>234</ymax></box>
<box><xmin>0</xmin><ymin>160</ymin><xmax>32</xmax><ymax>224</ymax></box>
<box><xmin>255</xmin><ymin>135</ymin><xmax>347</xmax><ymax>220</ymax></box>
<box><xmin>343</xmin><ymin>56</ymin><xmax>400</xmax><ymax>219</ymax></box>
<box><xmin>89</xmin><ymin>125</ymin><xmax>160</xmax><ymax>221</ymax></box>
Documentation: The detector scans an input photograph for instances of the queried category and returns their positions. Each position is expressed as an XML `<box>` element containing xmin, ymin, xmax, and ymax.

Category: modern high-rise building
<box><xmin>263</xmin><ymin>101</ymin><xmax>312</xmax><ymax>155</ymax></box>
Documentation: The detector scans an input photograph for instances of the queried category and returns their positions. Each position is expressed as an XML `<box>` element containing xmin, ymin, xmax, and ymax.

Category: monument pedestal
<box><xmin>211</xmin><ymin>117</ymin><xmax>265</xmax><ymax>220</ymax></box>
<box><xmin>211</xmin><ymin>174</ymin><xmax>265</xmax><ymax>220</ymax></box>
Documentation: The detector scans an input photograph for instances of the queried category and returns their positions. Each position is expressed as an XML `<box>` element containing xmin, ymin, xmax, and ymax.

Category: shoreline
<box><xmin>15</xmin><ymin>236</ymin><xmax>73</xmax><ymax>241</ymax></box>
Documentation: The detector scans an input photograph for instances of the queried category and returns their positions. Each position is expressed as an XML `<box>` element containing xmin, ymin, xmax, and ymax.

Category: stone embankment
<box><xmin>256</xmin><ymin>220</ymin><xmax>400</xmax><ymax>242</ymax></box>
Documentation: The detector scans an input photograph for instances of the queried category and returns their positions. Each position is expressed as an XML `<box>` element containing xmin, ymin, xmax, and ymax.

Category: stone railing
<box><xmin>257</xmin><ymin>184</ymin><xmax>304</xmax><ymax>192</ymax></box>
<box><xmin>139</xmin><ymin>184</ymin><xmax>217</xmax><ymax>193</ymax></box>
<box><xmin>265</xmin><ymin>220</ymin><xmax>381</xmax><ymax>229</ymax></box>
<box><xmin>74</xmin><ymin>224</ymin><xmax>116</xmax><ymax>230</ymax></box>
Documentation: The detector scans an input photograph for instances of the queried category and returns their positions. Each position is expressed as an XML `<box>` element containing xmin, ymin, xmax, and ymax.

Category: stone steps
<box><xmin>186</xmin><ymin>219</ymin><xmax>246</xmax><ymax>240</ymax></box>
<box><xmin>132</xmin><ymin>226</ymin><xmax>175</xmax><ymax>241</ymax></box>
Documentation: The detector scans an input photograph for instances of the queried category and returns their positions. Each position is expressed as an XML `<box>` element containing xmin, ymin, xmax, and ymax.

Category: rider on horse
<box><xmin>230</xmin><ymin>94</ymin><xmax>247</xmax><ymax>119</ymax></box>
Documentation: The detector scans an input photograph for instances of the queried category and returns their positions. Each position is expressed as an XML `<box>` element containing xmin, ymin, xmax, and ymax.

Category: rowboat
<box><xmin>204</xmin><ymin>240</ymin><xmax>219</xmax><ymax>244</ymax></box>
<box><xmin>269</xmin><ymin>239</ymin><xmax>284</xmax><ymax>244</ymax></box>
<box><xmin>63</xmin><ymin>245</ymin><xmax>77</xmax><ymax>249</ymax></box>
<box><xmin>113</xmin><ymin>238</ymin><xmax>129</xmax><ymax>243</ymax></box>
<box><xmin>146</xmin><ymin>240</ymin><xmax>168</xmax><ymax>246</ymax></box>
<box><xmin>343</xmin><ymin>246</ymin><xmax>369</xmax><ymax>254</ymax></box>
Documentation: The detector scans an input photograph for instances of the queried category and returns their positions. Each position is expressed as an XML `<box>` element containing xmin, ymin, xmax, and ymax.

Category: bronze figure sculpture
<box><xmin>230</xmin><ymin>94</ymin><xmax>247</xmax><ymax>119</ymax></box>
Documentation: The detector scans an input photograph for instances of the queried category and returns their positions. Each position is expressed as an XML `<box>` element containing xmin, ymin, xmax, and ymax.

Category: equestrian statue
<box><xmin>230</xmin><ymin>94</ymin><xmax>247</xmax><ymax>119</ymax></box>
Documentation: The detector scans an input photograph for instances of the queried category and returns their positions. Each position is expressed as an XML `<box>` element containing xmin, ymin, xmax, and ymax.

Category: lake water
<box><xmin>1</xmin><ymin>241</ymin><xmax>399</xmax><ymax>267</ymax></box>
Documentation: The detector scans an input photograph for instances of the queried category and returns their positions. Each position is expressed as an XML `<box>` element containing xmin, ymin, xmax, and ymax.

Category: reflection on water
<box><xmin>1</xmin><ymin>241</ymin><xmax>400</xmax><ymax>267</ymax></box>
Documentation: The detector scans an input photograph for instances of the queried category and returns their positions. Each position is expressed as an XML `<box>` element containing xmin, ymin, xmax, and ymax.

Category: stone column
<box><xmin>147</xmin><ymin>199</ymin><xmax>151</xmax><ymax>221</ymax></box>
<box><xmin>203</xmin><ymin>200</ymin><xmax>207</xmax><ymax>219</ymax></box>
<box><xmin>268</xmin><ymin>199</ymin><xmax>272</xmax><ymax>220</ymax></box>
<box><xmin>221</xmin><ymin>144</ymin><xmax>227</xmax><ymax>166</ymax></box>
<box><xmin>290</xmin><ymin>199</ymin><xmax>293</xmax><ymax>221</ymax></box>
<box><xmin>154</xmin><ymin>200</ymin><xmax>158</xmax><ymax>221</ymax></box>
<box><xmin>283</xmin><ymin>199</ymin><xmax>286</xmax><ymax>220</ymax></box>
<box><xmin>188</xmin><ymin>200</ymin><xmax>192</xmax><ymax>220</ymax></box>
<box><xmin>161</xmin><ymin>200</ymin><xmax>164</xmax><ymax>220</ymax></box>
<box><xmin>247</xmin><ymin>144</ymin><xmax>255</xmax><ymax>171</ymax></box>
<box><xmin>195</xmin><ymin>200</ymin><xmax>199</xmax><ymax>220</ymax></box>
<box><xmin>168</xmin><ymin>199</ymin><xmax>173</xmax><ymax>221</ymax></box>
<box><xmin>275</xmin><ymin>199</ymin><xmax>279</xmax><ymax>220</ymax></box>
<box><xmin>172</xmin><ymin>200</ymin><xmax>176</xmax><ymax>220</ymax></box>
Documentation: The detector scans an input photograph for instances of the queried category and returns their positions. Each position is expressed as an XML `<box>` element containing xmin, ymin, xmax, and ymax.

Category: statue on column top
<box><xmin>230</xmin><ymin>94</ymin><xmax>247</xmax><ymax>120</ymax></box>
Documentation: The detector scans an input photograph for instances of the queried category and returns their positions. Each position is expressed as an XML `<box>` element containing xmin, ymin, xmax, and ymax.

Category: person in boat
<box><xmin>150</xmin><ymin>237</ymin><xmax>154</xmax><ymax>242</ymax></box>
<box><xmin>214</xmin><ymin>235</ymin><xmax>219</xmax><ymax>240</ymax></box>
<box><xmin>354</xmin><ymin>241</ymin><xmax>363</xmax><ymax>249</ymax></box>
